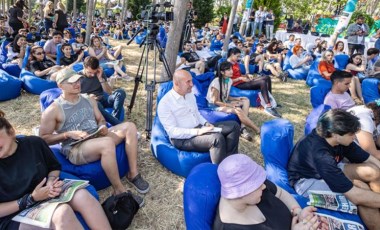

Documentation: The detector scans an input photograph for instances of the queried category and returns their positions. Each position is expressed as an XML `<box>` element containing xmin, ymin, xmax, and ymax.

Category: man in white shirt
<box><xmin>323</xmin><ymin>70</ymin><xmax>356</xmax><ymax>110</ymax></box>
<box><xmin>253</xmin><ymin>6</ymin><xmax>264</xmax><ymax>36</ymax></box>
<box><xmin>157</xmin><ymin>70</ymin><xmax>240</xmax><ymax>164</ymax></box>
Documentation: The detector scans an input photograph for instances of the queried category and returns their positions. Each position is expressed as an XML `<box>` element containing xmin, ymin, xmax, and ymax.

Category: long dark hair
<box><xmin>216</xmin><ymin>61</ymin><xmax>232</xmax><ymax>102</ymax></box>
<box><xmin>348</xmin><ymin>53</ymin><xmax>362</xmax><ymax>66</ymax></box>
<box><xmin>0</xmin><ymin>110</ymin><xmax>15</xmax><ymax>136</ymax></box>
<box><xmin>11</xmin><ymin>34</ymin><xmax>26</xmax><ymax>53</ymax></box>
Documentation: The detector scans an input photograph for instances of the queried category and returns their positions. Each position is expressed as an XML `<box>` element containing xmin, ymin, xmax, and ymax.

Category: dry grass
<box><xmin>0</xmin><ymin>39</ymin><xmax>312</xmax><ymax>229</ymax></box>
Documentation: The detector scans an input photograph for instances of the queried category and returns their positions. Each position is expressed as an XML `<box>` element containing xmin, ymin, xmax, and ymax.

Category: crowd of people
<box><xmin>2</xmin><ymin>0</ymin><xmax>380</xmax><ymax>229</ymax></box>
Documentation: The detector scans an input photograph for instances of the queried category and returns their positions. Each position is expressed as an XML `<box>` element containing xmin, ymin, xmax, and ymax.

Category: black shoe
<box><xmin>240</xmin><ymin>127</ymin><xmax>253</xmax><ymax>141</ymax></box>
<box><xmin>281</xmin><ymin>72</ymin><xmax>288</xmax><ymax>82</ymax></box>
<box><xmin>276</xmin><ymin>104</ymin><xmax>282</xmax><ymax>108</ymax></box>
<box><xmin>264</xmin><ymin>107</ymin><xmax>282</xmax><ymax>118</ymax></box>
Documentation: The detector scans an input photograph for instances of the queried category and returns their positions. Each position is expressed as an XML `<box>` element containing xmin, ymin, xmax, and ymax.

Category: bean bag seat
<box><xmin>134</xmin><ymin>33</ymin><xmax>146</xmax><ymax>45</ymax></box>
<box><xmin>233</xmin><ymin>32</ymin><xmax>245</xmax><ymax>43</ymax></box>
<box><xmin>184</xmin><ymin>163</ymin><xmax>220</xmax><ymax>230</ymax></box>
<box><xmin>150</xmin><ymin>81</ymin><xmax>211</xmax><ymax>177</ymax></box>
<box><xmin>21</xmin><ymin>69</ymin><xmax>57</xmax><ymax>95</ymax></box>
<box><xmin>72</xmin><ymin>62</ymin><xmax>84</xmax><ymax>72</ymax></box>
<box><xmin>0</xmin><ymin>40</ymin><xmax>10</xmax><ymax>63</ymax></box>
<box><xmin>362</xmin><ymin>78</ymin><xmax>380</xmax><ymax>104</ymax></box>
<box><xmin>50</xmin><ymin>144</ymin><xmax>129</xmax><ymax>190</ymax></box>
<box><xmin>0</xmin><ymin>69</ymin><xmax>22</xmax><ymax>101</ymax></box>
<box><xmin>210</xmin><ymin>39</ymin><xmax>223</xmax><ymax>51</ymax></box>
<box><xmin>2</xmin><ymin>63</ymin><xmax>21</xmax><ymax>77</ymax></box>
<box><xmin>59</xmin><ymin>171</ymin><xmax>98</xmax><ymax>230</ymax></box>
<box><xmin>306</xmin><ymin>59</ymin><xmax>330</xmax><ymax>87</ymax></box>
<box><xmin>282</xmin><ymin>51</ymin><xmax>308</xmax><ymax>80</ymax></box>
<box><xmin>39</xmin><ymin>88</ymin><xmax>125</xmax><ymax>122</ymax></box>
<box><xmin>304</xmin><ymin>104</ymin><xmax>331</xmax><ymax>135</ymax></box>
<box><xmin>261</xmin><ymin>119</ymin><xmax>365</xmax><ymax>227</ymax></box>
<box><xmin>310</xmin><ymin>81</ymin><xmax>332</xmax><ymax>108</ymax></box>
<box><xmin>334</xmin><ymin>54</ymin><xmax>349</xmax><ymax>70</ymax></box>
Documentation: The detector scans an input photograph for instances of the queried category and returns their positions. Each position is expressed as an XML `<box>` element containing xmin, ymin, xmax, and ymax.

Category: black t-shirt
<box><xmin>181</xmin><ymin>51</ymin><xmax>200</xmax><ymax>62</ymax></box>
<box><xmin>60</xmin><ymin>54</ymin><xmax>78</xmax><ymax>66</ymax></box>
<box><xmin>80</xmin><ymin>71</ymin><xmax>107</xmax><ymax>98</ymax></box>
<box><xmin>8</xmin><ymin>7</ymin><xmax>23</xmax><ymax>24</ymax></box>
<box><xmin>28</xmin><ymin>60</ymin><xmax>55</xmax><ymax>79</ymax></box>
<box><xmin>0</xmin><ymin>136</ymin><xmax>61</xmax><ymax>229</ymax></box>
<box><xmin>249</xmin><ymin>52</ymin><xmax>261</xmax><ymax>65</ymax></box>
<box><xmin>55</xmin><ymin>10</ymin><xmax>68</xmax><ymax>28</ymax></box>
<box><xmin>213</xmin><ymin>180</ymin><xmax>292</xmax><ymax>230</ymax></box>
<box><xmin>288</xmin><ymin>129</ymin><xmax>370</xmax><ymax>193</ymax></box>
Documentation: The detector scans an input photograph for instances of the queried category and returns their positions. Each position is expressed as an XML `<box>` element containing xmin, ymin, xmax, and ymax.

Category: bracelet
<box><xmin>63</xmin><ymin>132</ymin><xmax>67</xmax><ymax>139</ymax></box>
<box><xmin>17</xmin><ymin>194</ymin><xmax>29</xmax><ymax>211</ymax></box>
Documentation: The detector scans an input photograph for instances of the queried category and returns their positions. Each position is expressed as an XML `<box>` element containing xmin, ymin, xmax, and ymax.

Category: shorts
<box><xmin>66</xmin><ymin>142</ymin><xmax>89</xmax><ymax>165</ymax></box>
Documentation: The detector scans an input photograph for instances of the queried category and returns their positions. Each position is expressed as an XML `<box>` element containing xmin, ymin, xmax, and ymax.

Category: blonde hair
<box><xmin>57</xmin><ymin>2</ymin><xmax>66</xmax><ymax>13</ymax></box>
<box><xmin>43</xmin><ymin>1</ymin><xmax>53</xmax><ymax>16</ymax></box>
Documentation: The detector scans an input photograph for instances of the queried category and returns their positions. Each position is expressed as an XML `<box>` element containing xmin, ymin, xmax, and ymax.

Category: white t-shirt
<box><xmin>348</xmin><ymin>105</ymin><xmax>376</xmax><ymax>134</ymax></box>
<box><xmin>206</xmin><ymin>77</ymin><xmax>232</xmax><ymax>104</ymax></box>
<box><xmin>323</xmin><ymin>91</ymin><xmax>356</xmax><ymax>110</ymax></box>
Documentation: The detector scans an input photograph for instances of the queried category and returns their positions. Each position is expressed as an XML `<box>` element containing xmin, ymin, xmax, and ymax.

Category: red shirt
<box><xmin>318</xmin><ymin>61</ymin><xmax>335</xmax><ymax>80</ymax></box>
<box><xmin>231</xmin><ymin>62</ymin><xmax>244</xmax><ymax>86</ymax></box>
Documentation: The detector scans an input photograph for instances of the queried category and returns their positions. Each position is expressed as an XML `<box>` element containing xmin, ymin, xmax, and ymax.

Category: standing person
<box><xmin>43</xmin><ymin>1</ymin><xmax>55</xmax><ymax>33</ymax></box>
<box><xmin>8</xmin><ymin>0</ymin><xmax>27</xmax><ymax>37</ymax></box>
<box><xmin>219</xmin><ymin>13</ymin><xmax>229</xmax><ymax>35</ymax></box>
<box><xmin>253</xmin><ymin>6</ymin><xmax>264</xmax><ymax>36</ymax></box>
<box><xmin>54</xmin><ymin>2</ymin><xmax>68</xmax><ymax>33</ymax></box>
<box><xmin>265</xmin><ymin>9</ymin><xmax>275</xmax><ymax>40</ymax></box>
<box><xmin>347</xmin><ymin>15</ymin><xmax>369</xmax><ymax>56</ymax></box>
<box><xmin>245</xmin><ymin>9</ymin><xmax>255</xmax><ymax>37</ymax></box>
<box><xmin>157</xmin><ymin>70</ymin><xmax>241</xmax><ymax>164</ymax></box>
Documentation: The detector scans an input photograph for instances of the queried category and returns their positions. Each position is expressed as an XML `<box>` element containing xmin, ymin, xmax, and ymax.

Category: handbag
<box><xmin>102</xmin><ymin>191</ymin><xmax>139</xmax><ymax>230</ymax></box>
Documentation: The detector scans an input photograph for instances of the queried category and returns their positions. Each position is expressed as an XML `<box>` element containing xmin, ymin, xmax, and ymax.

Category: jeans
<box><xmin>44</xmin><ymin>18</ymin><xmax>53</xmax><ymax>33</ymax></box>
<box><xmin>348</xmin><ymin>43</ymin><xmax>365</xmax><ymax>56</ymax></box>
<box><xmin>170</xmin><ymin>121</ymin><xmax>240</xmax><ymax>164</ymax></box>
<box><xmin>266</xmin><ymin>24</ymin><xmax>274</xmax><ymax>40</ymax></box>
<box><xmin>245</xmin><ymin>21</ymin><xmax>254</xmax><ymax>37</ymax></box>
<box><xmin>98</xmin><ymin>89</ymin><xmax>126</xmax><ymax>126</ymax></box>
<box><xmin>253</xmin><ymin>21</ymin><xmax>263</xmax><ymax>36</ymax></box>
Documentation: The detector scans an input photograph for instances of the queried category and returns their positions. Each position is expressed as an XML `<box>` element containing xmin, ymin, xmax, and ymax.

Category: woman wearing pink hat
<box><xmin>214</xmin><ymin>154</ymin><xmax>328</xmax><ymax>230</ymax></box>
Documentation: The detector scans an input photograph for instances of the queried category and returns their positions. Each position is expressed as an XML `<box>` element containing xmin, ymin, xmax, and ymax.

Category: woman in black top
<box><xmin>0</xmin><ymin>110</ymin><xmax>112</xmax><ymax>230</ymax></box>
<box><xmin>8</xmin><ymin>0</ymin><xmax>26</xmax><ymax>37</ymax></box>
<box><xmin>27</xmin><ymin>45</ymin><xmax>62</xmax><ymax>81</ymax></box>
<box><xmin>54</xmin><ymin>2</ymin><xmax>68</xmax><ymax>33</ymax></box>
<box><xmin>43</xmin><ymin>1</ymin><xmax>54</xmax><ymax>33</ymax></box>
<box><xmin>214</xmin><ymin>154</ymin><xmax>328</xmax><ymax>230</ymax></box>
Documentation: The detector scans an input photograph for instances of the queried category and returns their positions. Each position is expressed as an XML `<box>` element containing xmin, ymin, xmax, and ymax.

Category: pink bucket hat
<box><xmin>217</xmin><ymin>154</ymin><xmax>267</xmax><ymax>199</ymax></box>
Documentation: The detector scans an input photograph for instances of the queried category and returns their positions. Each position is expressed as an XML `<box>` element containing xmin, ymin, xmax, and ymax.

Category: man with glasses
<box><xmin>43</xmin><ymin>30</ymin><xmax>64</xmax><ymax>63</ymax></box>
<box><xmin>39</xmin><ymin>67</ymin><xmax>150</xmax><ymax>199</ymax></box>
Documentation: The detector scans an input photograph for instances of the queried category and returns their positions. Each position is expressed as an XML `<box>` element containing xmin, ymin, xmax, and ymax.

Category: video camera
<box><xmin>140</xmin><ymin>2</ymin><xmax>174</xmax><ymax>23</ymax></box>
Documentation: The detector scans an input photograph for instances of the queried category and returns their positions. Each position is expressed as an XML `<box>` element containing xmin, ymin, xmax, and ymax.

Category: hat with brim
<box><xmin>218</xmin><ymin>154</ymin><xmax>267</xmax><ymax>199</ymax></box>
<box><xmin>56</xmin><ymin>68</ymin><xmax>82</xmax><ymax>84</ymax></box>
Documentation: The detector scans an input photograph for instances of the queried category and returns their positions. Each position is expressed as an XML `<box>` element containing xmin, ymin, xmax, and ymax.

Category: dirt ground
<box><xmin>0</xmin><ymin>39</ymin><xmax>312</xmax><ymax>229</ymax></box>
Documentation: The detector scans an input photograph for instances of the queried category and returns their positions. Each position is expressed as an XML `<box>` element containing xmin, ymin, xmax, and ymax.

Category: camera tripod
<box><xmin>127</xmin><ymin>24</ymin><xmax>172</xmax><ymax>139</ymax></box>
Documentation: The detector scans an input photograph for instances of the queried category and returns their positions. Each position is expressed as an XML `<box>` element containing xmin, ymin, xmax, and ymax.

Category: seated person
<box><xmin>210</xmin><ymin>34</ymin><xmax>224</xmax><ymax>52</ymax></box>
<box><xmin>72</xmin><ymin>33</ymin><xmax>88</xmax><ymax>55</ymax></box>
<box><xmin>80</xmin><ymin>56</ymin><xmax>126</xmax><ymax>126</ymax></box>
<box><xmin>289</xmin><ymin>45</ymin><xmax>312</xmax><ymax>72</ymax></box>
<box><xmin>0</xmin><ymin>110</ymin><xmax>112</xmax><ymax>229</ymax></box>
<box><xmin>288</xmin><ymin>109</ymin><xmax>380</xmax><ymax>229</ymax></box>
<box><xmin>333</xmin><ymin>41</ymin><xmax>345</xmax><ymax>55</ymax></box>
<box><xmin>60</xmin><ymin>43</ymin><xmax>84</xmax><ymax>67</ymax></box>
<box><xmin>157</xmin><ymin>69</ymin><xmax>240</xmax><ymax>164</ymax></box>
<box><xmin>283</xmin><ymin>34</ymin><xmax>295</xmax><ymax>50</ymax></box>
<box><xmin>323</xmin><ymin>70</ymin><xmax>355</xmax><ymax>110</ymax></box>
<box><xmin>63</xmin><ymin>29</ymin><xmax>72</xmax><ymax>43</ymax></box>
<box><xmin>39</xmin><ymin>68</ymin><xmax>149</xmax><ymax>196</ymax></box>
<box><xmin>348</xmin><ymin>101</ymin><xmax>380</xmax><ymax>160</ymax></box>
<box><xmin>43</xmin><ymin>30</ymin><xmax>64</xmax><ymax>63</ymax></box>
<box><xmin>292</xmin><ymin>22</ymin><xmax>303</xmax><ymax>33</ymax></box>
<box><xmin>227</xmin><ymin>47</ymin><xmax>281</xmax><ymax>118</ymax></box>
<box><xmin>26</xmin><ymin>45</ymin><xmax>63</xmax><ymax>81</ymax></box>
<box><xmin>364</xmin><ymin>48</ymin><xmax>379</xmax><ymax>77</ymax></box>
<box><xmin>371</xmin><ymin>60</ymin><xmax>380</xmax><ymax>79</ymax></box>
<box><xmin>315</xmin><ymin>40</ymin><xmax>328</xmax><ymax>56</ymax></box>
<box><xmin>207</xmin><ymin>61</ymin><xmax>260</xmax><ymax>141</ymax></box>
<box><xmin>318</xmin><ymin>50</ymin><xmax>335</xmax><ymax>80</ymax></box>
<box><xmin>26</xmin><ymin>26</ymin><xmax>41</xmax><ymax>43</ymax></box>
<box><xmin>179</xmin><ymin>41</ymin><xmax>205</xmax><ymax>73</ymax></box>
<box><xmin>228</xmin><ymin>35</ymin><xmax>239</xmax><ymax>50</ymax></box>
<box><xmin>345</xmin><ymin>53</ymin><xmax>365</xmax><ymax>104</ymax></box>
<box><xmin>214</xmin><ymin>154</ymin><xmax>327</xmax><ymax>230</ymax></box>
<box><xmin>194</xmin><ymin>41</ymin><xmax>221</xmax><ymax>71</ymax></box>
<box><xmin>6</xmin><ymin>34</ymin><xmax>26</xmax><ymax>66</ymax></box>
<box><xmin>266</xmin><ymin>41</ymin><xmax>282</xmax><ymax>64</ymax></box>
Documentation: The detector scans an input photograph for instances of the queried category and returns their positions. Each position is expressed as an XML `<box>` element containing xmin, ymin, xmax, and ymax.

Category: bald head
<box><xmin>173</xmin><ymin>70</ymin><xmax>193</xmax><ymax>96</ymax></box>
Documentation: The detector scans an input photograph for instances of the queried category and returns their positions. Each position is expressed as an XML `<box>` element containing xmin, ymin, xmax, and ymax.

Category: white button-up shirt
<box><xmin>157</xmin><ymin>89</ymin><xmax>207</xmax><ymax>139</ymax></box>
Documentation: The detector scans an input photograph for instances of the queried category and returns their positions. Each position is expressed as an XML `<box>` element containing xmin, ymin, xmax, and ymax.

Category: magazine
<box><xmin>307</xmin><ymin>190</ymin><xmax>357</xmax><ymax>214</ymax></box>
<box><xmin>69</xmin><ymin>125</ymin><xmax>106</xmax><ymax>146</ymax></box>
<box><xmin>12</xmin><ymin>179</ymin><xmax>89</xmax><ymax>228</ymax></box>
<box><xmin>316</xmin><ymin>213</ymin><xmax>364</xmax><ymax>230</ymax></box>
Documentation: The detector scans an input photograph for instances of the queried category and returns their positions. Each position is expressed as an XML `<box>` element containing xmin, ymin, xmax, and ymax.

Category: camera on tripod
<box><xmin>140</xmin><ymin>2</ymin><xmax>174</xmax><ymax>23</ymax></box>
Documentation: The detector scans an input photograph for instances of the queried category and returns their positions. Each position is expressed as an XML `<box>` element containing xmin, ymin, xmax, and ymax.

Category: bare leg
<box><xmin>266</xmin><ymin>64</ymin><xmax>280</xmax><ymax>77</ymax></box>
<box><xmin>51</xmin><ymin>204</ymin><xmax>83</xmax><ymax>230</ymax></box>
<box><xmin>112</xmin><ymin>45</ymin><xmax>123</xmax><ymax>59</ymax></box>
<box><xmin>349</xmin><ymin>77</ymin><xmax>360</xmax><ymax>100</ymax></box>
<box><xmin>113</xmin><ymin>64</ymin><xmax>128</xmax><ymax>77</ymax></box>
<box><xmin>354</xmin><ymin>76</ymin><xmax>363</xmax><ymax>101</ymax></box>
<box><xmin>344</xmin><ymin>163</ymin><xmax>380</xmax><ymax>193</ymax></box>
<box><xmin>69</xmin><ymin>189</ymin><xmax>111</xmax><ymax>230</ymax></box>
<box><xmin>108</xmin><ymin>122</ymin><xmax>139</xmax><ymax>179</ymax></box>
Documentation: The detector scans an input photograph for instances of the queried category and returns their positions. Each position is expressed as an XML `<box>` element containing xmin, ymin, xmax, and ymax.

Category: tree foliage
<box><xmin>349</xmin><ymin>11</ymin><xmax>375</xmax><ymax>29</ymax></box>
<box><xmin>193</xmin><ymin>0</ymin><xmax>215</xmax><ymax>28</ymax></box>
<box><xmin>215</xmin><ymin>5</ymin><xmax>232</xmax><ymax>18</ymax></box>
<box><xmin>281</xmin><ymin>0</ymin><xmax>349</xmax><ymax>19</ymax></box>
<box><xmin>252</xmin><ymin>0</ymin><xmax>282</xmax><ymax>29</ymax></box>
<box><xmin>67</xmin><ymin>0</ymin><xmax>85</xmax><ymax>14</ymax></box>
<box><xmin>129</xmin><ymin>0</ymin><xmax>151</xmax><ymax>20</ymax></box>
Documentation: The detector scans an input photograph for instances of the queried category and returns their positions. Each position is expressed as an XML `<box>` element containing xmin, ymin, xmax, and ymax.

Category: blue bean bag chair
<box><xmin>304</xmin><ymin>104</ymin><xmax>331</xmax><ymax>135</ymax></box>
<box><xmin>2</xmin><ymin>63</ymin><xmax>21</xmax><ymax>77</ymax></box>
<box><xmin>0</xmin><ymin>40</ymin><xmax>10</xmax><ymax>63</ymax></box>
<box><xmin>210</xmin><ymin>39</ymin><xmax>223</xmax><ymax>51</ymax></box>
<box><xmin>20</xmin><ymin>46</ymin><xmax>57</xmax><ymax>95</ymax></box>
<box><xmin>39</xmin><ymin>88</ymin><xmax>125</xmax><ymax>122</ymax></box>
<box><xmin>306</xmin><ymin>59</ymin><xmax>330</xmax><ymax>87</ymax></box>
<box><xmin>59</xmin><ymin>171</ymin><xmax>98</xmax><ymax>230</ymax></box>
<box><xmin>134</xmin><ymin>32</ymin><xmax>146</xmax><ymax>45</ymax></box>
<box><xmin>334</xmin><ymin>54</ymin><xmax>349</xmax><ymax>70</ymax></box>
<box><xmin>50</xmin><ymin>143</ymin><xmax>129</xmax><ymax>190</ymax></box>
<box><xmin>310</xmin><ymin>81</ymin><xmax>332</xmax><ymax>108</ymax></box>
<box><xmin>150</xmin><ymin>81</ymin><xmax>212</xmax><ymax>177</ymax></box>
<box><xmin>184</xmin><ymin>163</ymin><xmax>220</xmax><ymax>230</ymax></box>
<box><xmin>261</xmin><ymin>118</ymin><xmax>365</xmax><ymax>227</ymax></box>
<box><xmin>283</xmin><ymin>50</ymin><xmax>293</xmax><ymax>71</ymax></box>
<box><xmin>362</xmin><ymin>78</ymin><xmax>380</xmax><ymax>104</ymax></box>
<box><xmin>0</xmin><ymin>69</ymin><xmax>22</xmax><ymax>101</ymax></box>
<box><xmin>282</xmin><ymin>51</ymin><xmax>308</xmax><ymax>80</ymax></box>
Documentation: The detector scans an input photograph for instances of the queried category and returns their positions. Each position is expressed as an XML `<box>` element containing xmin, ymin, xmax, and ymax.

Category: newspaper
<box><xmin>307</xmin><ymin>190</ymin><xmax>357</xmax><ymax>214</ymax></box>
<box><xmin>69</xmin><ymin>125</ymin><xmax>106</xmax><ymax>146</ymax></box>
<box><xmin>12</xmin><ymin>179</ymin><xmax>89</xmax><ymax>228</ymax></box>
<box><xmin>317</xmin><ymin>213</ymin><xmax>364</xmax><ymax>230</ymax></box>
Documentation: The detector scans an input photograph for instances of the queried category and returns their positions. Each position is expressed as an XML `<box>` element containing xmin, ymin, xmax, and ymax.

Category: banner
<box><xmin>245</xmin><ymin>0</ymin><xmax>253</xmax><ymax>9</ymax></box>
<box><xmin>334</xmin><ymin>0</ymin><xmax>358</xmax><ymax>34</ymax></box>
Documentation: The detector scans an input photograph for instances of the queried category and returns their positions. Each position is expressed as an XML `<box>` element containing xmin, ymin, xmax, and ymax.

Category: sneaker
<box><xmin>281</xmin><ymin>72</ymin><xmax>288</xmax><ymax>82</ymax></box>
<box><xmin>240</xmin><ymin>127</ymin><xmax>253</xmax><ymax>141</ymax></box>
<box><xmin>264</xmin><ymin>107</ymin><xmax>282</xmax><ymax>118</ymax></box>
<box><xmin>131</xmin><ymin>192</ymin><xmax>145</xmax><ymax>208</ymax></box>
<box><xmin>128</xmin><ymin>173</ymin><xmax>150</xmax><ymax>194</ymax></box>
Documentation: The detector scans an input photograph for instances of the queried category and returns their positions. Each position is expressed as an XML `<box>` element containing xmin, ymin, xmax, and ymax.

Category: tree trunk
<box><xmin>120</xmin><ymin>0</ymin><xmax>128</xmax><ymax>22</ymax></box>
<box><xmin>85</xmin><ymin>0</ymin><xmax>94</xmax><ymax>45</ymax></box>
<box><xmin>103</xmin><ymin>0</ymin><xmax>110</xmax><ymax>18</ymax></box>
<box><xmin>73</xmin><ymin>0</ymin><xmax>77</xmax><ymax>19</ymax></box>
<box><xmin>161</xmin><ymin>0</ymin><xmax>189</xmax><ymax>82</ymax></box>
<box><xmin>222</xmin><ymin>0</ymin><xmax>238</xmax><ymax>53</ymax></box>
<box><xmin>28</xmin><ymin>0</ymin><xmax>32</xmax><ymax>21</ymax></box>
<box><xmin>2</xmin><ymin>0</ymin><xmax>5</xmax><ymax>17</ymax></box>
